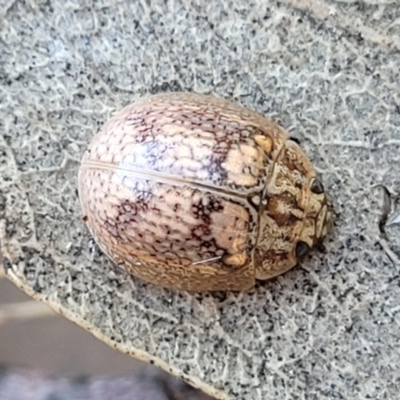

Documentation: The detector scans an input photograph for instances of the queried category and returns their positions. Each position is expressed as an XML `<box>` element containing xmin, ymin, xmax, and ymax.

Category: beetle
<box><xmin>78</xmin><ymin>92</ymin><xmax>333</xmax><ymax>291</ymax></box>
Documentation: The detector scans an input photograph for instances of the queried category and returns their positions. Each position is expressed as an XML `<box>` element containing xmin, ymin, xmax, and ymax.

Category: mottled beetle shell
<box><xmin>79</xmin><ymin>92</ymin><xmax>332</xmax><ymax>291</ymax></box>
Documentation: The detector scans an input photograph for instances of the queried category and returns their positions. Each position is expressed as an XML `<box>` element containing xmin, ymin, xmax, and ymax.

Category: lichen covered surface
<box><xmin>1</xmin><ymin>1</ymin><xmax>400</xmax><ymax>399</ymax></box>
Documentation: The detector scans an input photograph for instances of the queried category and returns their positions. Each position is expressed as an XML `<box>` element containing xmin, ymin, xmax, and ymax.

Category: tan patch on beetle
<box><xmin>223</xmin><ymin>251</ymin><xmax>247</xmax><ymax>267</ymax></box>
<box><xmin>79</xmin><ymin>92</ymin><xmax>333</xmax><ymax>291</ymax></box>
<box><xmin>209</xmin><ymin>200</ymin><xmax>250</xmax><ymax>255</ymax></box>
<box><xmin>254</xmin><ymin>134</ymin><xmax>273</xmax><ymax>155</ymax></box>
<box><xmin>221</xmin><ymin>143</ymin><xmax>265</xmax><ymax>187</ymax></box>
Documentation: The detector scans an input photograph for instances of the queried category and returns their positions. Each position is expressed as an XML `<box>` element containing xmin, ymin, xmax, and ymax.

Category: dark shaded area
<box><xmin>0</xmin><ymin>365</ymin><xmax>215</xmax><ymax>400</ymax></box>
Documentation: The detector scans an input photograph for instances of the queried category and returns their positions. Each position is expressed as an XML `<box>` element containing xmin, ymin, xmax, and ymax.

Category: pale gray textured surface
<box><xmin>1</xmin><ymin>1</ymin><xmax>400</xmax><ymax>399</ymax></box>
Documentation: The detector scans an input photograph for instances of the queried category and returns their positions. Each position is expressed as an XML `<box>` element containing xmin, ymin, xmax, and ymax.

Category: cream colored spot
<box><xmin>254</xmin><ymin>134</ymin><xmax>273</xmax><ymax>154</ymax></box>
<box><xmin>223</xmin><ymin>251</ymin><xmax>247</xmax><ymax>267</ymax></box>
<box><xmin>210</xmin><ymin>201</ymin><xmax>249</xmax><ymax>253</ymax></box>
<box><xmin>251</xmin><ymin>195</ymin><xmax>261</xmax><ymax>205</ymax></box>
<box><xmin>221</xmin><ymin>144</ymin><xmax>263</xmax><ymax>186</ymax></box>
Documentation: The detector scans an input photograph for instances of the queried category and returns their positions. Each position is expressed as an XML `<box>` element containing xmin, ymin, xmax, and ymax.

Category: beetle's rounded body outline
<box><xmin>78</xmin><ymin>92</ymin><xmax>332</xmax><ymax>291</ymax></box>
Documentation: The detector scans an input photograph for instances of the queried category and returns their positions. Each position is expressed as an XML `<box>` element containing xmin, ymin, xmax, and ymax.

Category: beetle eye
<box><xmin>310</xmin><ymin>178</ymin><xmax>324</xmax><ymax>194</ymax></box>
<box><xmin>296</xmin><ymin>241</ymin><xmax>311</xmax><ymax>259</ymax></box>
<box><xmin>289</xmin><ymin>136</ymin><xmax>301</xmax><ymax>145</ymax></box>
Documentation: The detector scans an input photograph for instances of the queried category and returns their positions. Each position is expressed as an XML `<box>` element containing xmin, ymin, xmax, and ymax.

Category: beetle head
<box><xmin>296</xmin><ymin>177</ymin><xmax>333</xmax><ymax>259</ymax></box>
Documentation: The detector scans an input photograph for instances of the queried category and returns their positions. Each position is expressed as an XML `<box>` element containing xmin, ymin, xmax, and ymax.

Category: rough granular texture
<box><xmin>1</xmin><ymin>1</ymin><xmax>400</xmax><ymax>399</ymax></box>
